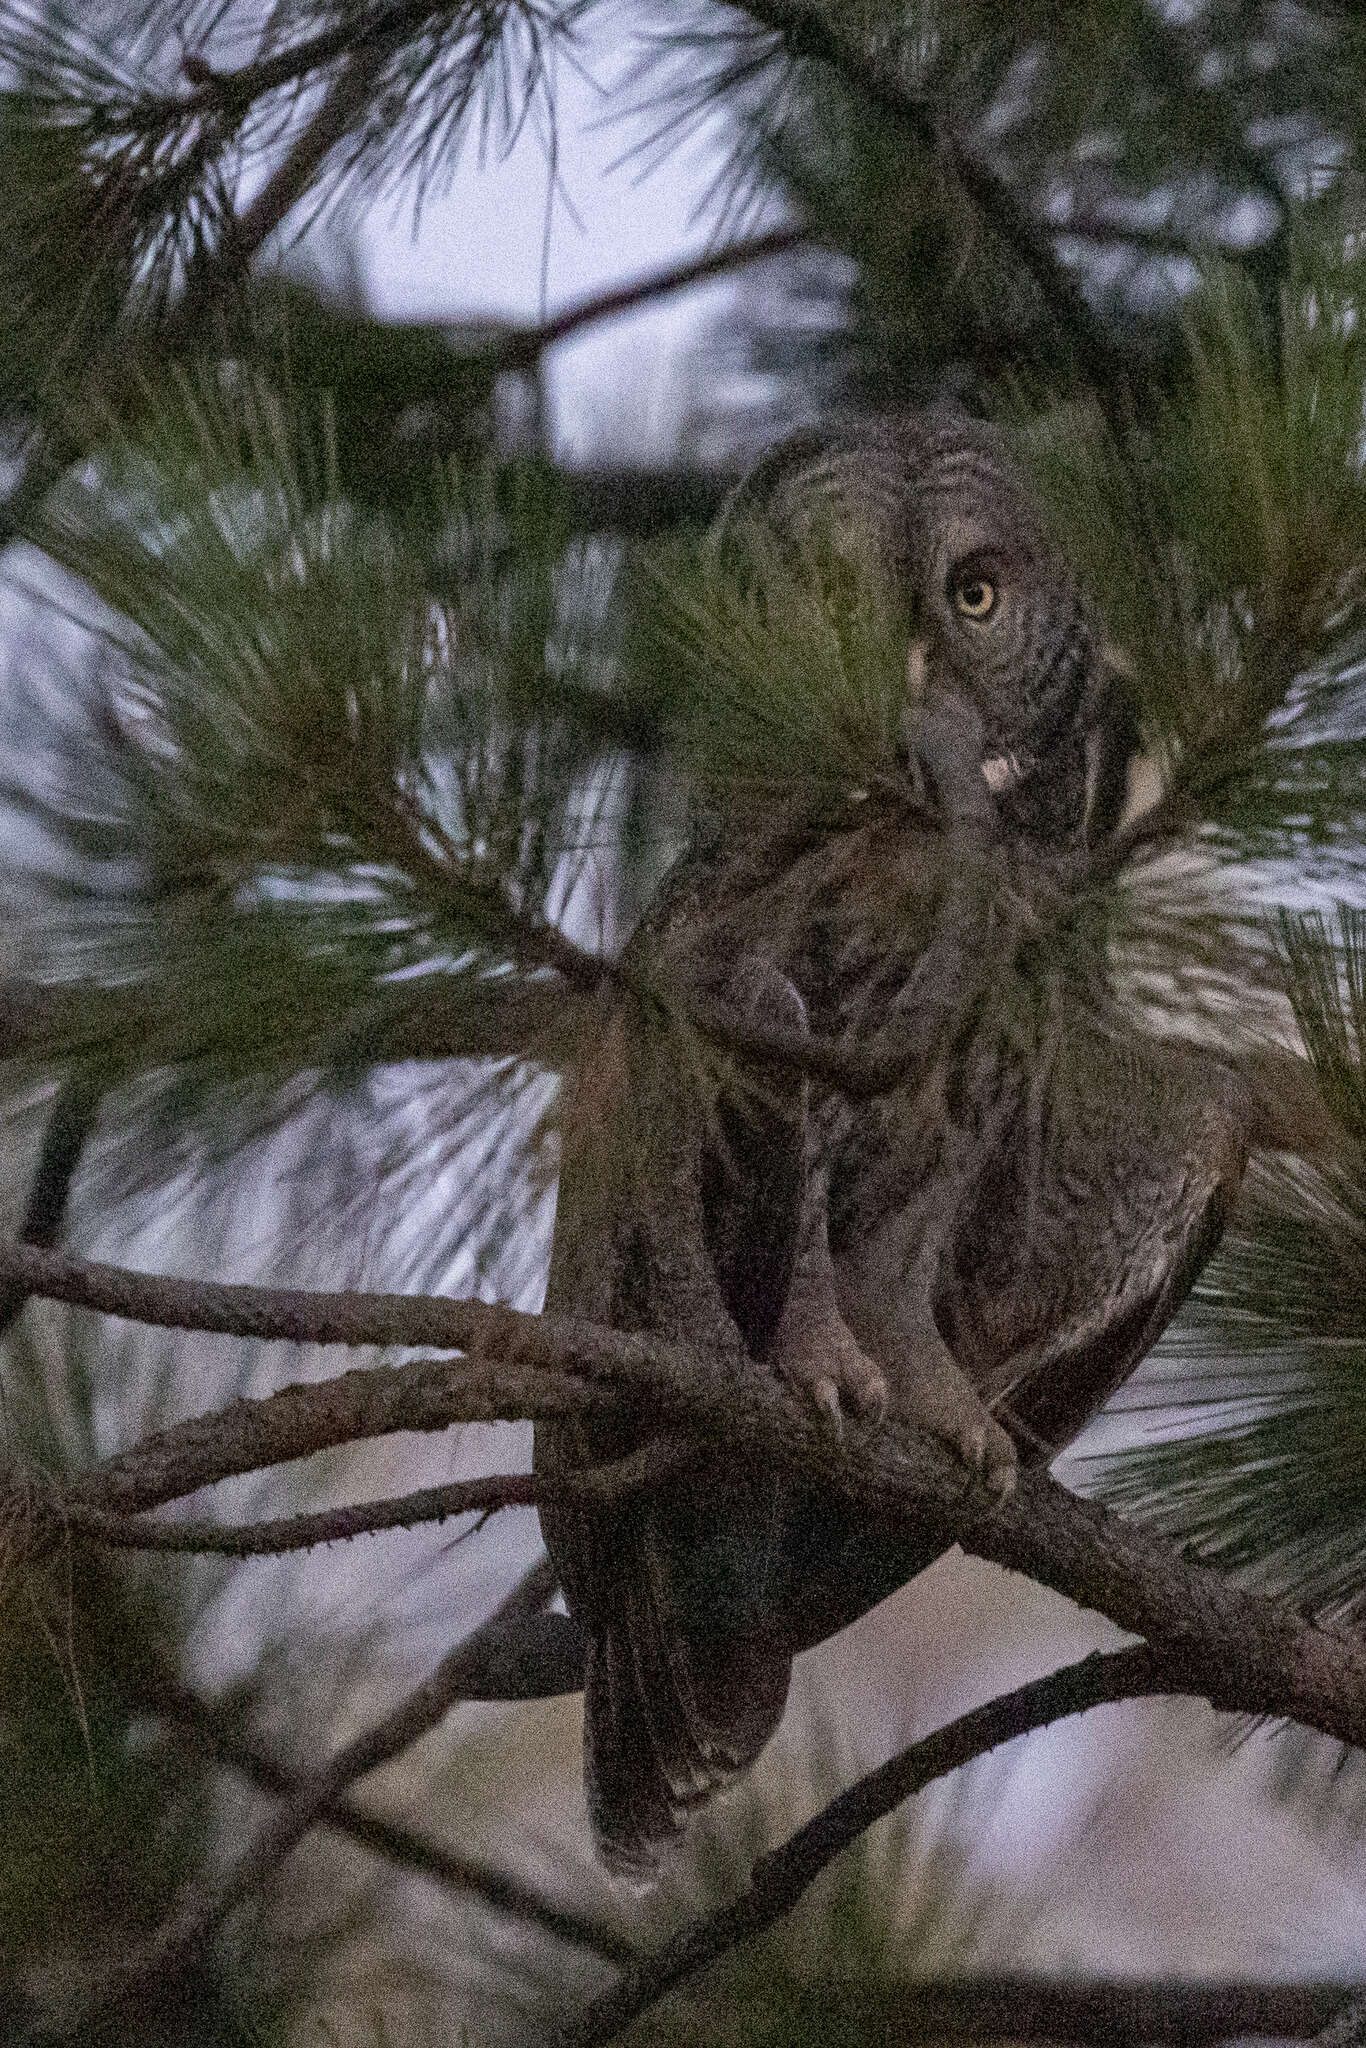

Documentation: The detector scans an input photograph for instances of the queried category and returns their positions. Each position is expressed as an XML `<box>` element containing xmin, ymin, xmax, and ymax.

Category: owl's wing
<box><xmin>946</xmin><ymin>1048</ymin><xmax>1252</xmax><ymax>1467</ymax></box>
<box><xmin>985</xmin><ymin>1131</ymin><xmax>1243</xmax><ymax>1467</ymax></box>
<box><xmin>758</xmin><ymin>1045</ymin><xmax>1253</xmax><ymax>1663</ymax></box>
<box><xmin>698</xmin><ymin>957</ymin><xmax>809</xmax><ymax>1360</ymax></box>
<box><xmin>536</xmin><ymin>983</ymin><xmax>801</xmax><ymax>1872</ymax></box>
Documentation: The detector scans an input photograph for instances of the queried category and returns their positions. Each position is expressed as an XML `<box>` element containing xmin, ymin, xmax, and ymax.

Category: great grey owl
<box><xmin>536</xmin><ymin>412</ymin><xmax>1252</xmax><ymax>1873</ymax></box>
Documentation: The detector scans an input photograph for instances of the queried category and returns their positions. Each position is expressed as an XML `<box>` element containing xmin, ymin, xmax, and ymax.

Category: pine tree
<box><xmin>3</xmin><ymin>3</ymin><xmax>1366</xmax><ymax>2043</ymax></box>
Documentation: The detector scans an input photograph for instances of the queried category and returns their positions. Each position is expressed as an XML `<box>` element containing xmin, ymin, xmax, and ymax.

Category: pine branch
<box><xmin>1</xmin><ymin>16</ymin><xmax>416</xmax><ymax>535</ymax></box>
<box><xmin>36</xmin><ymin>1556</ymin><xmax>560</xmax><ymax>2044</ymax></box>
<box><xmin>51</xmin><ymin>1472</ymin><xmax>540</xmax><ymax>1555</ymax></box>
<box><xmin>24</xmin><ymin>1439</ymin><xmax>691</xmax><ymax>1557</ymax></box>
<box><xmin>556</xmin><ymin>461</ymin><xmax>732</xmax><ymax>535</ymax></box>
<box><xmin>561</xmin><ymin>1644</ymin><xmax>1169</xmax><ymax>2046</ymax></box>
<box><xmin>10</xmin><ymin>1238</ymin><xmax>1366</xmax><ymax>1767</ymax></box>
<box><xmin>174</xmin><ymin>1</ymin><xmax>472</xmax><ymax>116</ymax></box>
<box><xmin>0</xmin><ymin>1062</ymin><xmax>108</xmax><ymax>1337</ymax></box>
<box><xmin>1318</xmin><ymin>1993</ymin><xmax>1366</xmax><ymax>2047</ymax></box>
<box><xmin>728</xmin><ymin>0</ymin><xmax>1135</xmax><ymax>433</ymax></box>
<box><xmin>147</xmin><ymin>1663</ymin><xmax>637</xmax><ymax>1968</ymax></box>
<box><xmin>1130</xmin><ymin>2</ymin><xmax>1289</xmax><ymax>333</ymax></box>
<box><xmin>0</xmin><ymin>873</ymin><xmax>1008</xmax><ymax>1128</ymax></box>
<box><xmin>0</xmin><ymin>972</ymin><xmax>575</xmax><ymax>1070</ymax></box>
<box><xmin>91</xmin><ymin>1595</ymin><xmax>634</xmax><ymax>1970</ymax></box>
<box><xmin>475</xmin><ymin>224</ymin><xmax>808</xmax><ymax>370</ymax></box>
<box><xmin>178</xmin><ymin>43</ymin><xmax>390</xmax><ymax>322</ymax></box>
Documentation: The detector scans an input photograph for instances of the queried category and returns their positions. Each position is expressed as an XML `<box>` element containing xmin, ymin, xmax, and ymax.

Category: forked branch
<box><xmin>8</xmin><ymin>1237</ymin><xmax>1366</xmax><ymax>1765</ymax></box>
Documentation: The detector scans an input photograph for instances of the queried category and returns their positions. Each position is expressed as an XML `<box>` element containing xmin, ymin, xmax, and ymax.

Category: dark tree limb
<box><xmin>0</xmin><ymin>1062</ymin><xmax>108</xmax><ymax>1337</ymax></box>
<box><xmin>40</xmin><ymin>1557</ymin><xmax>560</xmax><ymax>2042</ymax></box>
<box><xmin>8</xmin><ymin>1238</ymin><xmax>1366</xmax><ymax>1768</ymax></box>
<box><xmin>1318</xmin><ymin>1993</ymin><xmax>1366</xmax><ymax>2046</ymax></box>
<box><xmin>677</xmin><ymin>1976</ymin><xmax>1358</xmax><ymax>2044</ymax></box>
<box><xmin>730</xmin><ymin>0</ymin><xmax>1135</xmax><ymax>434</ymax></box>
<box><xmin>560</xmin><ymin>1645</ymin><xmax>1171</xmax><ymax>2045</ymax></box>
<box><xmin>191</xmin><ymin>47</ymin><xmax>387</xmax><ymax>303</ymax></box>
<box><xmin>1130</xmin><ymin>4</ymin><xmax>1289</xmax><ymax>337</ymax></box>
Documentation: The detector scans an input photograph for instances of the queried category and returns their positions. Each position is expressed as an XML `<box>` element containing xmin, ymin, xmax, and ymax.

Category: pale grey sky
<box><xmin>347</xmin><ymin>5</ymin><xmax>785</xmax><ymax>461</ymax></box>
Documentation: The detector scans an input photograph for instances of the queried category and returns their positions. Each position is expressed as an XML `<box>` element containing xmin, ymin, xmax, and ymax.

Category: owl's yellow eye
<box><xmin>952</xmin><ymin>571</ymin><xmax>997</xmax><ymax>620</ymax></box>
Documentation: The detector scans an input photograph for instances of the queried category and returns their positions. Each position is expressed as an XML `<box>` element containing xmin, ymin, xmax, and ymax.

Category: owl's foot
<box><xmin>890</xmin><ymin>1364</ymin><xmax>1018</xmax><ymax>1499</ymax></box>
<box><xmin>771</xmin><ymin>1297</ymin><xmax>888</xmax><ymax>1437</ymax></box>
<box><xmin>837</xmin><ymin>1223</ymin><xmax>1019</xmax><ymax>1499</ymax></box>
<box><xmin>940</xmin><ymin>1402</ymin><xmax>1018</xmax><ymax>1498</ymax></box>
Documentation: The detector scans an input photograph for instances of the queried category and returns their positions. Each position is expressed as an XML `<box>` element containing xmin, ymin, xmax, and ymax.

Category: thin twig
<box><xmin>560</xmin><ymin>1645</ymin><xmax>1171</xmax><ymax>2045</ymax></box>
<box><xmin>44</xmin><ymin>1558</ymin><xmax>559</xmax><ymax>2040</ymax></box>
<box><xmin>486</xmin><ymin>226</ymin><xmax>807</xmax><ymax>367</ymax></box>
<box><xmin>43</xmin><ymin>1437</ymin><xmax>693</xmax><ymax>1557</ymax></box>
<box><xmin>57</xmin><ymin>1472</ymin><xmax>539</xmax><ymax>1555</ymax></box>
<box><xmin>110</xmin><ymin>1626</ymin><xmax>637</xmax><ymax>1969</ymax></box>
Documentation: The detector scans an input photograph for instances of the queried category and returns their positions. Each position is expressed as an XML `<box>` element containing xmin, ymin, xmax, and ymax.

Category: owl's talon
<box><xmin>812</xmin><ymin>1378</ymin><xmax>845</xmax><ymax>1438</ymax></box>
<box><xmin>772</xmin><ymin>1301</ymin><xmax>886</xmax><ymax>1440</ymax></box>
<box><xmin>953</xmin><ymin>1416</ymin><xmax>1017</xmax><ymax>1499</ymax></box>
<box><xmin>982</xmin><ymin>1435</ymin><xmax>1018</xmax><ymax>1499</ymax></box>
<box><xmin>853</xmin><ymin>1374</ymin><xmax>888</xmax><ymax>1425</ymax></box>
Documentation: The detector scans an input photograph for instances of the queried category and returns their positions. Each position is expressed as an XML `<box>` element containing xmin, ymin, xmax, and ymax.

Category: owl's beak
<box><xmin>904</xmin><ymin>635</ymin><xmax>1026</xmax><ymax>797</ymax></box>
<box><xmin>982</xmin><ymin>753</ymin><xmax>1027</xmax><ymax>793</ymax></box>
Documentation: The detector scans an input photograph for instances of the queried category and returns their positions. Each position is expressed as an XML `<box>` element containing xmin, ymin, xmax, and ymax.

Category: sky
<box><xmin>346</xmin><ymin>6</ymin><xmax>788</xmax><ymax>463</ymax></box>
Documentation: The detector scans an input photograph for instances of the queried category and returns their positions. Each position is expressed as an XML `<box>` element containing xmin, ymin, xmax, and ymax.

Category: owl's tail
<box><xmin>582</xmin><ymin>1556</ymin><xmax>792</xmax><ymax>1875</ymax></box>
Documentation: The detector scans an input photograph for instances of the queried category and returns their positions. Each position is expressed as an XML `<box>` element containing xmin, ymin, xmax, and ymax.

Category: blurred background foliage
<box><xmin>6</xmin><ymin>0</ymin><xmax>1366</xmax><ymax>2041</ymax></box>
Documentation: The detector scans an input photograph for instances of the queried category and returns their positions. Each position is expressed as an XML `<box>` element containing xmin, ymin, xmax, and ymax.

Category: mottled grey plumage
<box><xmin>537</xmin><ymin>412</ymin><xmax>1250</xmax><ymax>1873</ymax></box>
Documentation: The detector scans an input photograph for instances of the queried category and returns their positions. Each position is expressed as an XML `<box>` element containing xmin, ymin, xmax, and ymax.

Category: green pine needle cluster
<box><xmin>634</xmin><ymin>513</ymin><xmax>910</xmax><ymax>805</ymax></box>
<box><xmin>17</xmin><ymin>372</ymin><xmax>603</xmax><ymax>1079</ymax></box>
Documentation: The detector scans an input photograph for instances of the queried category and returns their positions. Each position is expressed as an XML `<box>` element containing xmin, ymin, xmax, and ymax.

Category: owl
<box><xmin>536</xmin><ymin>412</ymin><xmax>1250</xmax><ymax>1872</ymax></box>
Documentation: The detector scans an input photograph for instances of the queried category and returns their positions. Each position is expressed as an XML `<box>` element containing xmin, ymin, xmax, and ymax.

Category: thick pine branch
<box><xmin>8</xmin><ymin>1238</ymin><xmax>1366</xmax><ymax>1765</ymax></box>
<box><xmin>656</xmin><ymin>1977</ymin><xmax>1358</xmax><ymax>2044</ymax></box>
<box><xmin>1319</xmin><ymin>1995</ymin><xmax>1366</xmax><ymax>2045</ymax></box>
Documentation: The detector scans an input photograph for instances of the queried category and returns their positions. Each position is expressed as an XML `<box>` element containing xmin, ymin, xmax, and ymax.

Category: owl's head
<box><xmin>725</xmin><ymin>412</ymin><xmax>1135</xmax><ymax>846</ymax></box>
